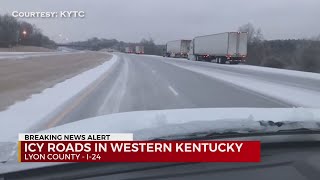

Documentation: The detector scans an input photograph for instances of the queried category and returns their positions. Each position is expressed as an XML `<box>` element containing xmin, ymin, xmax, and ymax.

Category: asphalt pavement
<box><xmin>49</xmin><ymin>53</ymin><xmax>300</xmax><ymax>127</ymax></box>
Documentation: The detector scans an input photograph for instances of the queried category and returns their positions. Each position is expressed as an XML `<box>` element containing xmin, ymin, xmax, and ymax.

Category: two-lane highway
<box><xmin>50</xmin><ymin>53</ymin><xmax>294</xmax><ymax>128</ymax></box>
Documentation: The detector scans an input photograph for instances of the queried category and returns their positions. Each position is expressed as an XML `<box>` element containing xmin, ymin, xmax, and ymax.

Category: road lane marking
<box><xmin>168</xmin><ymin>85</ymin><xmax>179</xmax><ymax>96</ymax></box>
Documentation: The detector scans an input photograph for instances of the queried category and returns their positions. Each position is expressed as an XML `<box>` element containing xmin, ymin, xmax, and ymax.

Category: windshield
<box><xmin>1</xmin><ymin>0</ymin><xmax>320</xmax><ymax>178</ymax></box>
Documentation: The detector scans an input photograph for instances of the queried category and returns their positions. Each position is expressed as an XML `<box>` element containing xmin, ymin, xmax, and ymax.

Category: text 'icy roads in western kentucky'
<box><xmin>109</xmin><ymin>142</ymin><xmax>244</xmax><ymax>153</ymax></box>
<box><xmin>23</xmin><ymin>142</ymin><xmax>244</xmax><ymax>153</ymax></box>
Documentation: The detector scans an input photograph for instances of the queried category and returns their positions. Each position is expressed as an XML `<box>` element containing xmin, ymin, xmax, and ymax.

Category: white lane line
<box><xmin>168</xmin><ymin>85</ymin><xmax>179</xmax><ymax>96</ymax></box>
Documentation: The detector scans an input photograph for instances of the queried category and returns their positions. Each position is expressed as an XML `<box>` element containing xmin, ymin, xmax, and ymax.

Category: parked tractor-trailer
<box><xmin>135</xmin><ymin>46</ymin><xmax>144</xmax><ymax>54</ymax></box>
<box><xmin>125</xmin><ymin>47</ymin><xmax>133</xmax><ymax>53</ymax></box>
<box><xmin>188</xmin><ymin>32</ymin><xmax>248</xmax><ymax>64</ymax></box>
<box><xmin>165</xmin><ymin>40</ymin><xmax>191</xmax><ymax>58</ymax></box>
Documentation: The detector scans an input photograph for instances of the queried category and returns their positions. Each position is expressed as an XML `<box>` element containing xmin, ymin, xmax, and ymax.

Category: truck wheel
<box><xmin>219</xmin><ymin>57</ymin><xmax>227</xmax><ymax>64</ymax></box>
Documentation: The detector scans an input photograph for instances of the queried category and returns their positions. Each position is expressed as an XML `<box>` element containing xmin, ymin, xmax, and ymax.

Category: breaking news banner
<box><xmin>18</xmin><ymin>133</ymin><xmax>261</xmax><ymax>162</ymax></box>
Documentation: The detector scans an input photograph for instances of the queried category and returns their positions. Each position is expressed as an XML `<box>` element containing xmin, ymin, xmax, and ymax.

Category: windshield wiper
<box><xmin>152</xmin><ymin>128</ymin><xmax>320</xmax><ymax>141</ymax></box>
<box><xmin>202</xmin><ymin>128</ymin><xmax>320</xmax><ymax>140</ymax></box>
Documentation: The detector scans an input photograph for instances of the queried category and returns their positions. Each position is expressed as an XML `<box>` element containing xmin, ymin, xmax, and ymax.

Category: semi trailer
<box><xmin>135</xmin><ymin>46</ymin><xmax>144</xmax><ymax>54</ymax></box>
<box><xmin>188</xmin><ymin>32</ymin><xmax>248</xmax><ymax>64</ymax></box>
<box><xmin>165</xmin><ymin>40</ymin><xmax>191</xmax><ymax>58</ymax></box>
<box><xmin>125</xmin><ymin>47</ymin><xmax>133</xmax><ymax>53</ymax></box>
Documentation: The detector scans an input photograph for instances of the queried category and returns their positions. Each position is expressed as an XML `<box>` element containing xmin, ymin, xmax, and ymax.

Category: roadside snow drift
<box><xmin>0</xmin><ymin>54</ymin><xmax>118</xmax><ymax>142</ymax></box>
<box><xmin>232</xmin><ymin>64</ymin><xmax>320</xmax><ymax>81</ymax></box>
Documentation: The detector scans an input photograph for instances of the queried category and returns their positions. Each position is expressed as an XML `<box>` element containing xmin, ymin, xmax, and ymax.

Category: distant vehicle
<box><xmin>188</xmin><ymin>32</ymin><xmax>248</xmax><ymax>64</ymax></box>
<box><xmin>125</xmin><ymin>47</ymin><xmax>134</xmax><ymax>53</ymax></box>
<box><xmin>135</xmin><ymin>46</ymin><xmax>144</xmax><ymax>54</ymax></box>
<box><xmin>165</xmin><ymin>40</ymin><xmax>191</xmax><ymax>58</ymax></box>
<box><xmin>106</xmin><ymin>48</ymin><xmax>115</xmax><ymax>52</ymax></box>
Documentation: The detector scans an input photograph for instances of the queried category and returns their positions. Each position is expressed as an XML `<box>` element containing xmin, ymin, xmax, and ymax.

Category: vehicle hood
<box><xmin>43</xmin><ymin>108</ymin><xmax>320</xmax><ymax>139</ymax></box>
<box><xmin>1</xmin><ymin>108</ymin><xmax>320</xmax><ymax>173</ymax></box>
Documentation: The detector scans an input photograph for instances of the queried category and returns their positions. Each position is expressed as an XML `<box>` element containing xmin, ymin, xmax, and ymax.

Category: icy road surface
<box><xmin>48</xmin><ymin>53</ymin><xmax>319</xmax><ymax>128</ymax></box>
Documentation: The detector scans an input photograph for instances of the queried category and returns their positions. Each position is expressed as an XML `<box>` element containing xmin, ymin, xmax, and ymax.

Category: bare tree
<box><xmin>254</xmin><ymin>28</ymin><xmax>264</xmax><ymax>43</ymax></box>
<box><xmin>238</xmin><ymin>23</ymin><xmax>264</xmax><ymax>43</ymax></box>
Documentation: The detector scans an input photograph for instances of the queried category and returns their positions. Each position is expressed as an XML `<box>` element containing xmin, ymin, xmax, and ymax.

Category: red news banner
<box><xmin>18</xmin><ymin>133</ymin><xmax>260</xmax><ymax>162</ymax></box>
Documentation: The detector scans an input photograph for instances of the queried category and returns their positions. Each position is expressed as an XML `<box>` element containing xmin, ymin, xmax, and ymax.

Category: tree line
<box><xmin>68</xmin><ymin>37</ymin><xmax>165</xmax><ymax>56</ymax></box>
<box><xmin>0</xmin><ymin>14</ymin><xmax>56</xmax><ymax>48</ymax></box>
<box><xmin>239</xmin><ymin>23</ymin><xmax>320</xmax><ymax>73</ymax></box>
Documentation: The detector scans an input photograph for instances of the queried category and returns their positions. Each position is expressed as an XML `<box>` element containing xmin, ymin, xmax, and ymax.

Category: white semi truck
<box><xmin>125</xmin><ymin>47</ymin><xmax>133</xmax><ymax>53</ymax></box>
<box><xmin>188</xmin><ymin>32</ymin><xmax>248</xmax><ymax>64</ymax></box>
<box><xmin>165</xmin><ymin>40</ymin><xmax>191</xmax><ymax>58</ymax></box>
<box><xmin>135</xmin><ymin>46</ymin><xmax>144</xmax><ymax>54</ymax></box>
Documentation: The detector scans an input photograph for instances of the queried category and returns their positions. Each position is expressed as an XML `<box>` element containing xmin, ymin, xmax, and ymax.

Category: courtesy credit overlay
<box><xmin>18</xmin><ymin>133</ymin><xmax>260</xmax><ymax>162</ymax></box>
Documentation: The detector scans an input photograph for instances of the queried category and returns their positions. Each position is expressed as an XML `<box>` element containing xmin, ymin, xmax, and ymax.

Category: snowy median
<box><xmin>0</xmin><ymin>54</ymin><xmax>118</xmax><ymax>142</ymax></box>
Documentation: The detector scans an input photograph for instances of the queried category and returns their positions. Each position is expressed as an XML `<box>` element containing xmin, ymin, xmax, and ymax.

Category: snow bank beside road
<box><xmin>0</xmin><ymin>54</ymin><xmax>118</xmax><ymax>142</ymax></box>
<box><xmin>170</xmin><ymin>62</ymin><xmax>320</xmax><ymax>108</ymax></box>
<box><xmin>229</xmin><ymin>64</ymin><xmax>320</xmax><ymax>81</ymax></box>
<box><xmin>164</xmin><ymin>57</ymin><xmax>320</xmax><ymax>81</ymax></box>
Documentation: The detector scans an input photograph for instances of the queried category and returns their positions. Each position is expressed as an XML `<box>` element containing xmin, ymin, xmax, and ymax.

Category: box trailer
<box><xmin>125</xmin><ymin>47</ymin><xmax>133</xmax><ymax>53</ymax></box>
<box><xmin>135</xmin><ymin>46</ymin><xmax>144</xmax><ymax>54</ymax></box>
<box><xmin>165</xmin><ymin>40</ymin><xmax>191</xmax><ymax>58</ymax></box>
<box><xmin>188</xmin><ymin>32</ymin><xmax>248</xmax><ymax>64</ymax></box>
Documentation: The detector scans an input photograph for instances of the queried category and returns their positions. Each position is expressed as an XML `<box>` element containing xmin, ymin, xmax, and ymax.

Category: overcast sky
<box><xmin>1</xmin><ymin>0</ymin><xmax>319</xmax><ymax>43</ymax></box>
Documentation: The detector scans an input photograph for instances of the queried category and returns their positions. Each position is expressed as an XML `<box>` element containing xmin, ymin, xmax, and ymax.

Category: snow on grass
<box><xmin>170</xmin><ymin>63</ymin><xmax>320</xmax><ymax>108</ymax></box>
<box><xmin>0</xmin><ymin>54</ymin><xmax>118</xmax><ymax>142</ymax></box>
<box><xmin>164</xmin><ymin>57</ymin><xmax>320</xmax><ymax>80</ymax></box>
